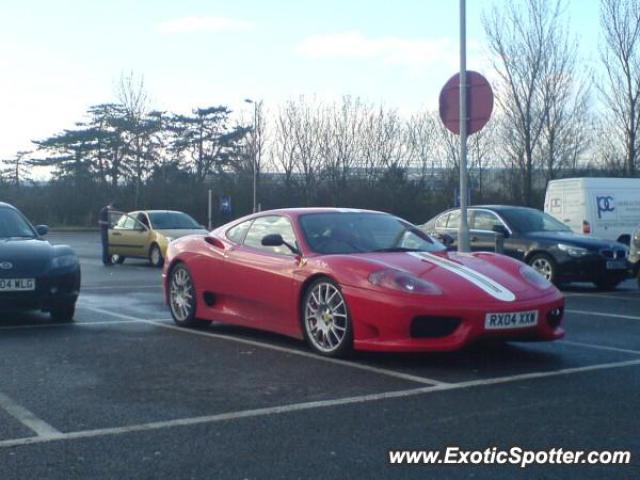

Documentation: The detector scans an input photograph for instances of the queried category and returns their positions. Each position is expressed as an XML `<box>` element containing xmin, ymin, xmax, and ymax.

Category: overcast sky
<box><xmin>0</xmin><ymin>0</ymin><xmax>601</xmax><ymax>161</ymax></box>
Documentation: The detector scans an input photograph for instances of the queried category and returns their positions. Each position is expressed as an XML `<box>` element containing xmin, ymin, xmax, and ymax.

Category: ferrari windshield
<box><xmin>0</xmin><ymin>207</ymin><xmax>36</xmax><ymax>238</ymax></box>
<box><xmin>299</xmin><ymin>212</ymin><xmax>445</xmax><ymax>254</ymax></box>
<box><xmin>500</xmin><ymin>208</ymin><xmax>572</xmax><ymax>233</ymax></box>
<box><xmin>148</xmin><ymin>212</ymin><xmax>200</xmax><ymax>230</ymax></box>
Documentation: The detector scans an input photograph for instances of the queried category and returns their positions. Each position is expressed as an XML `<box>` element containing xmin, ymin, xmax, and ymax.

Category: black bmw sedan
<box><xmin>0</xmin><ymin>202</ymin><xmax>80</xmax><ymax>321</ymax></box>
<box><xmin>422</xmin><ymin>205</ymin><xmax>630</xmax><ymax>290</ymax></box>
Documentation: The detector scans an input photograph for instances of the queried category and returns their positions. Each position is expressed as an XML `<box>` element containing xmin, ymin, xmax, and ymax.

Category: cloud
<box><xmin>295</xmin><ymin>31</ymin><xmax>459</xmax><ymax>70</ymax></box>
<box><xmin>156</xmin><ymin>16</ymin><xmax>254</xmax><ymax>34</ymax></box>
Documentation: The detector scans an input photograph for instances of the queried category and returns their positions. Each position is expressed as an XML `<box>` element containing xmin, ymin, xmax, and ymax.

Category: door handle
<box><xmin>471</xmin><ymin>236</ymin><xmax>479</xmax><ymax>242</ymax></box>
<box><xmin>112</xmin><ymin>232</ymin><xmax>122</xmax><ymax>236</ymax></box>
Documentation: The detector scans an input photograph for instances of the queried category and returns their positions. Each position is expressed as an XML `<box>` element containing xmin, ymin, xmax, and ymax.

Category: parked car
<box><xmin>631</xmin><ymin>224</ymin><xmax>640</xmax><ymax>288</ymax></box>
<box><xmin>0</xmin><ymin>202</ymin><xmax>80</xmax><ymax>321</ymax></box>
<box><xmin>109</xmin><ymin>210</ymin><xmax>208</xmax><ymax>267</ymax></box>
<box><xmin>544</xmin><ymin>177</ymin><xmax>640</xmax><ymax>245</ymax></box>
<box><xmin>422</xmin><ymin>205</ymin><xmax>629</xmax><ymax>290</ymax></box>
<box><xmin>163</xmin><ymin>208</ymin><xmax>564</xmax><ymax>357</ymax></box>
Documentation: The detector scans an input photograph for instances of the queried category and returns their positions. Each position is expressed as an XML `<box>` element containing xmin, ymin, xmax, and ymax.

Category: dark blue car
<box><xmin>0</xmin><ymin>202</ymin><xmax>80</xmax><ymax>321</ymax></box>
<box><xmin>422</xmin><ymin>205</ymin><xmax>630</xmax><ymax>290</ymax></box>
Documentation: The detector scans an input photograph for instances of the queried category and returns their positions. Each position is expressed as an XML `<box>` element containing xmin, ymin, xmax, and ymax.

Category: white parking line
<box><xmin>0</xmin><ymin>320</ymin><xmax>140</xmax><ymax>331</ymax></box>
<box><xmin>81</xmin><ymin>285</ymin><xmax>161</xmax><ymax>291</ymax></box>
<box><xmin>80</xmin><ymin>306</ymin><xmax>450</xmax><ymax>387</ymax></box>
<box><xmin>0</xmin><ymin>392</ymin><xmax>61</xmax><ymax>438</ymax></box>
<box><xmin>565</xmin><ymin>292</ymin><xmax>640</xmax><ymax>301</ymax></box>
<box><xmin>1</xmin><ymin>357</ymin><xmax>639</xmax><ymax>449</ymax></box>
<box><xmin>565</xmin><ymin>309</ymin><xmax>640</xmax><ymax>321</ymax></box>
<box><xmin>559</xmin><ymin>340</ymin><xmax>640</xmax><ymax>356</ymax></box>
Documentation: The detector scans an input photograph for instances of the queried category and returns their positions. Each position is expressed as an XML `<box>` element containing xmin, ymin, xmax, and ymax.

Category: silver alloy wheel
<box><xmin>150</xmin><ymin>245</ymin><xmax>162</xmax><ymax>266</ymax></box>
<box><xmin>531</xmin><ymin>257</ymin><xmax>553</xmax><ymax>280</ymax></box>
<box><xmin>170</xmin><ymin>267</ymin><xmax>193</xmax><ymax>322</ymax></box>
<box><xmin>304</xmin><ymin>282</ymin><xmax>348</xmax><ymax>353</ymax></box>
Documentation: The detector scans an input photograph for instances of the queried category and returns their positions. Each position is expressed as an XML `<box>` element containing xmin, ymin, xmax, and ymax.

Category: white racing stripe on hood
<box><xmin>408</xmin><ymin>252</ymin><xmax>516</xmax><ymax>302</ymax></box>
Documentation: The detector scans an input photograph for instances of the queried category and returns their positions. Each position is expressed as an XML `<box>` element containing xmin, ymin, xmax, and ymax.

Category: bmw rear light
<box><xmin>582</xmin><ymin>220</ymin><xmax>591</xmax><ymax>234</ymax></box>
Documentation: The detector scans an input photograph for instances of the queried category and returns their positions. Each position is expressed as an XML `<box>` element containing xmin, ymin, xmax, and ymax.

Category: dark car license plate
<box><xmin>0</xmin><ymin>278</ymin><xmax>35</xmax><ymax>291</ymax></box>
<box><xmin>606</xmin><ymin>260</ymin><xmax>627</xmax><ymax>270</ymax></box>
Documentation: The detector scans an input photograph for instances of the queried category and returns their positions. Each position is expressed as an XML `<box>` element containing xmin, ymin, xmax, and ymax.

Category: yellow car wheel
<box><xmin>149</xmin><ymin>243</ymin><xmax>164</xmax><ymax>268</ymax></box>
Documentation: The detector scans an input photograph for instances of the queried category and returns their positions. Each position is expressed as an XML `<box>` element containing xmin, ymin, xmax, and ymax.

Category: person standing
<box><xmin>99</xmin><ymin>201</ymin><xmax>113</xmax><ymax>266</ymax></box>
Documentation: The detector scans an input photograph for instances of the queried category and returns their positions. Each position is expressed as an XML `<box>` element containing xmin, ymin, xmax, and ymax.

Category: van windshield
<box><xmin>500</xmin><ymin>208</ymin><xmax>572</xmax><ymax>234</ymax></box>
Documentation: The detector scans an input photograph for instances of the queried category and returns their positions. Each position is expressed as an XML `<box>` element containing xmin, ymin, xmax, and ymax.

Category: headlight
<box><xmin>51</xmin><ymin>254</ymin><xmax>78</xmax><ymax>269</ymax></box>
<box><xmin>368</xmin><ymin>269</ymin><xmax>442</xmax><ymax>295</ymax></box>
<box><xmin>520</xmin><ymin>265</ymin><xmax>553</xmax><ymax>290</ymax></box>
<box><xmin>557</xmin><ymin>243</ymin><xmax>589</xmax><ymax>257</ymax></box>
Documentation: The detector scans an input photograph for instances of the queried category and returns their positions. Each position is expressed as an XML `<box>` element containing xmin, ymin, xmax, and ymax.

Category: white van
<box><xmin>544</xmin><ymin>177</ymin><xmax>640</xmax><ymax>244</ymax></box>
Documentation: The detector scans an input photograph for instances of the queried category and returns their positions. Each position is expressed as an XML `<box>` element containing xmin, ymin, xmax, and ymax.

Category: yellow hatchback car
<box><xmin>108</xmin><ymin>210</ymin><xmax>208</xmax><ymax>267</ymax></box>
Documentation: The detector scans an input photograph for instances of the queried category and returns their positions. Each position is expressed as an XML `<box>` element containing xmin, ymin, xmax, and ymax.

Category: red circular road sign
<box><xmin>439</xmin><ymin>71</ymin><xmax>494</xmax><ymax>135</ymax></box>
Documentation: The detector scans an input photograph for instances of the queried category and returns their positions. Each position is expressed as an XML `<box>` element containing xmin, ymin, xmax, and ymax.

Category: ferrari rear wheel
<box><xmin>302</xmin><ymin>278</ymin><xmax>352</xmax><ymax>357</ymax></box>
<box><xmin>169</xmin><ymin>264</ymin><xmax>209</xmax><ymax>328</ymax></box>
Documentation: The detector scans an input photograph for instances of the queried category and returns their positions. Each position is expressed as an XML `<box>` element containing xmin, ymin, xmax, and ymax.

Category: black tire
<box><xmin>149</xmin><ymin>244</ymin><xmax>164</xmax><ymax>268</ymax></box>
<box><xmin>168</xmin><ymin>263</ymin><xmax>210</xmax><ymax>328</ymax></box>
<box><xmin>111</xmin><ymin>254</ymin><xmax>125</xmax><ymax>264</ymax></box>
<box><xmin>594</xmin><ymin>277</ymin><xmax>622</xmax><ymax>291</ymax></box>
<box><xmin>528</xmin><ymin>253</ymin><xmax>558</xmax><ymax>284</ymax></box>
<box><xmin>50</xmin><ymin>303</ymin><xmax>75</xmax><ymax>322</ymax></box>
<box><xmin>301</xmin><ymin>277</ymin><xmax>353</xmax><ymax>357</ymax></box>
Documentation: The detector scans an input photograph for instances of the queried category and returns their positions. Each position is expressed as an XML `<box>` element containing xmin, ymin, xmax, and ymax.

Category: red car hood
<box><xmin>332</xmin><ymin>250</ymin><xmax>554</xmax><ymax>302</ymax></box>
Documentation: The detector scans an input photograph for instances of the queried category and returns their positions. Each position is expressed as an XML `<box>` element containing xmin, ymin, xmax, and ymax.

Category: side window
<box><xmin>446</xmin><ymin>210</ymin><xmax>461</xmax><ymax>229</ymax></box>
<box><xmin>435</xmin><ymin>213</ymin><xmax>449</xmax><ymax>229</ymax></box>
<box><xmin>122</xmin><ymin>216</ymin><xmax>136</xmax><ymax>230</ymax></box>
<box><xmin>244</xmin><ymin>216</ymin><xmax>298</xmax><ymax>255</ymax></box>
<box><xmin>226</xmin><ymin>220</ymin><xmax>252</xmax><ymax>244</ymax></box>
<box><xmin>472</xmin><ymin>211</ymin><xmax>502</xmax><ymax>231</ymax></box>
<box><xmin>137</xmin><ymin>213</ymin><xmax>150</xmax><ymax>228</ymax></box>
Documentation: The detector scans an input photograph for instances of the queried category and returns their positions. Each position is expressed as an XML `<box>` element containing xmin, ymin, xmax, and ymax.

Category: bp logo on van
<box><xmin>596</xmin><ymin>195</ymin><xmax>615</xmax><ymax>219</ymax></box>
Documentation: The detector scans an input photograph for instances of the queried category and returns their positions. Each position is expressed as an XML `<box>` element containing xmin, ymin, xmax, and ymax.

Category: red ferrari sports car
<box><xmin>163</xmin><ymin>208</ymin><xmax>564</xmax><ymax>357</ymax></box>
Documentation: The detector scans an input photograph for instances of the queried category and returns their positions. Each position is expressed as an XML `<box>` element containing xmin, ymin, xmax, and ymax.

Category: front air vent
<box><xmin>410</xmin><ymin>316</ymin><xmax>461</xmax><ymax>338</ymax></box>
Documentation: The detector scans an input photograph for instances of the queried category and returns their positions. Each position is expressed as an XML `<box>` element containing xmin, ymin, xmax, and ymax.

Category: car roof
<box><xmin>257</xmin><ymin>207</ymin><xmax>383</xmax><ymax>216</ymax></box>
<box><xmin>0</xmin><ymin>202</ymin><xmax>16</xmax><ymax>209</ymax></box>
<box><xmin>129</xmin><ymin>210</ymin><xmax>188</xmax><ymax>215</ymax></box>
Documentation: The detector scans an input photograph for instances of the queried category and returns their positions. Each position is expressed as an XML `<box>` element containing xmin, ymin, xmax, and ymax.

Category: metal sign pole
<box><xmin>458</xmin><ymin>0</ymin><xmax>470</xmax><ymax>252</ymax></box>
<box><xmin>207</xmin><ymin>189</ymin><xmax>212</xmax><ymax>230</ymax></box>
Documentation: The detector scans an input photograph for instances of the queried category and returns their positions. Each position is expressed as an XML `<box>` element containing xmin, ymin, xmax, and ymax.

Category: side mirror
<box><xmin>439</xmin><ymin>233</ymin><xmax>455</xmax><ymax>247</ymax></box>
<box><xmin>261</xmin><ymin>234</ymin><xmax>284</xmax><ymax>247</ymax></box>
<box><xmin>35</xmin><ymin>225</ymin><xmax>49</xmax><ymax>236</ymax></box>
<box><xmin>492</xmin><ymin>224</ymin><xmax>510</xmax><ymax>238</ymax></box>
<box><xmin>261</xmin><ymin>234</ymin><xmax>300</xmax><ymax>254</ymax></box>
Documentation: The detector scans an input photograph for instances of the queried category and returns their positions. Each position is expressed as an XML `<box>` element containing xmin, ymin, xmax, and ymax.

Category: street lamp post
<box><xmin>244</xmin><ymin>98</ymin><xmax>258</xmax><ymax>213</ymax></box>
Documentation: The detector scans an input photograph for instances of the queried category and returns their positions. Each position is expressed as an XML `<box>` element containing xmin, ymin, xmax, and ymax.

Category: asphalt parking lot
<box><xmin>1</xmin><ymin>232</ymin><xmax>639</xmax><ymax>479</ymax></box>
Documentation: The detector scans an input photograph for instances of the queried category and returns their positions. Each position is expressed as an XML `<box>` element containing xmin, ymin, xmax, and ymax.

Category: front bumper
<box><xmin>0</xmin><ymin>267</ymin><xmax>81</xmax><ymax>312</ymax></box>
<box><xmin>555</xmin><ymin>254</ymin><xmax>630</xmax><ymax>282</ymax></box>
<box><xmin>343</xmin><ymin>286</ymin><xmax>564</xmax><ymax>352</ymax></box>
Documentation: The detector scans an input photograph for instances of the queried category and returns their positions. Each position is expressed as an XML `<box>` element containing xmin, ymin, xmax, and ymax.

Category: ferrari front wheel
<box><xmin>169</xmin><ymin>264</ymin><xmax>209</xmax><ymax>328</ymax></box>
<box><xmin>302</xmin><ymin>278</ymin><xmax>352</xmax><ymax>357</ymax></box>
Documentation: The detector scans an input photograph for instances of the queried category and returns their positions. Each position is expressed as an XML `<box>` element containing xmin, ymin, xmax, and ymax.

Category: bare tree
<box><xmin>483</xmin><ymin>0</ymin><xmax>578</xmax><ymax>205</ymax></box>
<box><xmin>599</xmin><ymin>0</ymin><xmax>640</xmax><ymax>176</ymax></box>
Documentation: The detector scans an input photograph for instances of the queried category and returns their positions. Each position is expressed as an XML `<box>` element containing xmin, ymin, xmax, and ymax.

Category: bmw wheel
<box><xmin>169</xmin><ymin>264</ymin><xmax>209</xmax><ymax>328</ymax></box>
<box><xmin>149</xmin><ymin>244</ymin><xmax>164</xmax><ymax>267</ymax></box>
<box><xmin>529</xmin><ymin>253</ymin><xmax>557</xmax><ymax>284</ymax></box>
<box><xmin>302</xmin><ymin>278</ymin><xmax>352</xmax><ymax>357</ymax></box>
